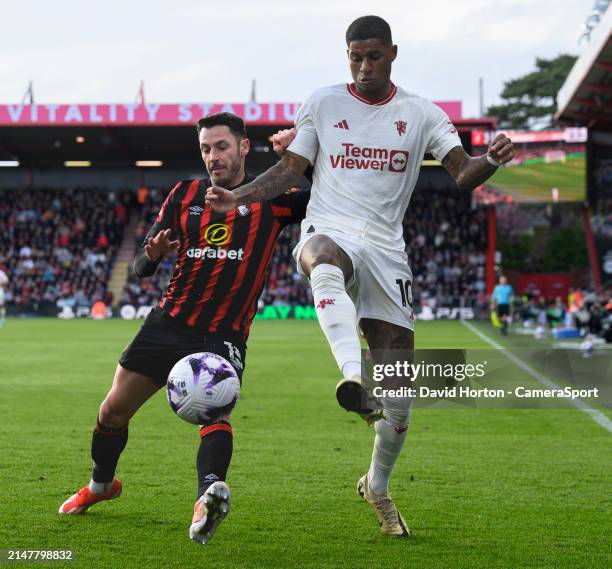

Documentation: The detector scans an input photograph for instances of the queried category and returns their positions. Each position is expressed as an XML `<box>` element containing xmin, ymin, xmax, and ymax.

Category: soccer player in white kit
<box><xmin>0</xmin><ymin>267</ymin><xmax>8</xmax><ymax>328</ymax></box>
<box><xmin>207</xmin><ymin>15</ymin><xmax>515</xmax><ymax>537</ymax></box>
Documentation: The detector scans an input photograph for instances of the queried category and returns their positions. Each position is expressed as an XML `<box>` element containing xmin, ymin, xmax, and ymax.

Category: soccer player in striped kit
<box><xmin>59</xmin><ymin>113</ymin><xmax>308</xmax><ymax>545</ymax></box>
<box><xmin>206</xmin><ymin>16</ymin><xmax>515</xmax><ymax>536</ymax></box>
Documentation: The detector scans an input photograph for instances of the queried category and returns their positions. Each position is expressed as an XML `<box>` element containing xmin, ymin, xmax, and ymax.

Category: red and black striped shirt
<box><xmin>134</xmin><ymin>174</ymin><xmax>308</xmax><ymax>343</ymax></box>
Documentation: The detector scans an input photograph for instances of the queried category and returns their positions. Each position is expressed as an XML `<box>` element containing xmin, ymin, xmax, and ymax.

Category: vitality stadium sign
<box><xmin>0</xmin><ymin>101</ymin><xmax>463</xmax><ymax>126</ymax></box>
<box><xmin>0</xmin><ymin>103</ymin><xmax>302</xmax><ymax>126</ymax></box>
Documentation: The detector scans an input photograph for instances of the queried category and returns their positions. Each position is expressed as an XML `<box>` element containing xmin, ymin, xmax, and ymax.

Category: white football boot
<box><xmin>189</xmin><ymin>481</ymin><xmax>231</xmax><ymax>544</ymax></box>
<box><xmin>357</xmin><ymin>474</ymin><xmax>410</xmax><ymax>537</ymax></box>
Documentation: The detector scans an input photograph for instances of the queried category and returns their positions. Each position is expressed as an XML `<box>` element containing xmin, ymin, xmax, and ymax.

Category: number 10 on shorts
<box><xmin>395</xmin><ymin>279</ymin><xmax>413</xmax><ymax>309</ymax></box>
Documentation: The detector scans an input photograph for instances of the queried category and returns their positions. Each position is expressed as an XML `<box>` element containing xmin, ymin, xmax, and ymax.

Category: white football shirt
<box><xmin>288</xmin><ymin>83</ymin><xmax>462</xmax><ymax>253</ymax></box>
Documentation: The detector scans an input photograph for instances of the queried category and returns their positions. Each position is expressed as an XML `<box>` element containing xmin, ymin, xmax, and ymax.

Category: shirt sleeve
<box><xmin>270</xmin><ymin>187</ymin><xmax>310</xmax><ymax>226</ymax></box>
<box><xmin>287</xmin><ymin>94</ymin><xmax>319</xmax><ymax>166</ymax></box>
<box><xmin>133</xmin><ymin>182</ymin><xmax>180</xmax><ymax>278</ymax></box>
<box><xmin>426</xmin><ymin>102</ymin><xmax>463</xmax><ymax>163</ymax></box>
<box><xmin>492</xmin><ymin>286</ymin><xmax>499</xmax><ymax>302</ymax></box>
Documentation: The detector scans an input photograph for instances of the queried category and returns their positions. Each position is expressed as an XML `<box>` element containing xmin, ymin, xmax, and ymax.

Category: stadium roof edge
<box><xmin>556</xmin><ymin>6</ymin><xmax>612</xmax><ymax>128</ymax></box>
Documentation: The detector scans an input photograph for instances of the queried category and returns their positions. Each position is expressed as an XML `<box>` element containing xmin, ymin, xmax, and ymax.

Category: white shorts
<box><xmin>0</xmin><ymin>288</ymin><xmax>4</xmax><ymax>307</ymax></box>
<box><xmin>292</xmin><ymin>220</ymin><xmax>414</xmax><ymax>331</ymax></box>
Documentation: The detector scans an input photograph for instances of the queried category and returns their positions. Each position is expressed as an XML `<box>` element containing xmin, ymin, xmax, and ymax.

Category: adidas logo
<box><xmin>306</xmin><ymin>225</ymin><xmax>315</xmax><ymax>234</ymax></box>
<box><xmin>333</xmin><ymin>119</ymin><xmax>350</xmax><ymax>130</ymax></box>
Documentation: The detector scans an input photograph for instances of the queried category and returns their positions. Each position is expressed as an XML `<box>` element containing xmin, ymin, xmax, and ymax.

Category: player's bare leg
<box><xmin>358</xmin><ymin>318</ymin><xmax>413</xmax><ymax>536</ymax></box>
<box><xmin>99</xmin><ymin>364</ymin><xmax>163</xmax><ymax>428</ymax></box>
<box><xmin>299</xmin><ymin>236</ymin><xmax>380</xmax><ymax>421</ymax></box>
<box><xmin>59</xmin><ymin>365</ymin><xmax>161</xmax><ymax>514</ymax></box>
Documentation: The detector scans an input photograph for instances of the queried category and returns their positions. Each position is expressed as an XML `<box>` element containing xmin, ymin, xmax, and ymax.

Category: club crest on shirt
<box><xmin>236</xmin><ymin>205</ymin><xmax>250</xmax><ymax>216</ymax></box>
<box><xmin>395</xmin><ymin>120</ymin><xmax>407</xmax><ymax>136</ymax></box>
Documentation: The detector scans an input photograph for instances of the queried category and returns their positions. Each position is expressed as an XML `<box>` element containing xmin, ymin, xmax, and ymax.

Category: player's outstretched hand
<box><xmin>488</xmin><ymin>133</ymin><xmax>515</xmax><ymax>166</ymax></box>
<box><xmin>272</xmin><ymin>128</ymin><xmax>297</xmax><ymax>156</ymax></box>
<box><xmin>144</xmin><ymin>229</ymin><xmax>180</xmax><ymax>261</ymax></box>
<box><xmin>205</xmin><ymin>186</ymin><xmax>237</xmax><ymax>213</ymax></box>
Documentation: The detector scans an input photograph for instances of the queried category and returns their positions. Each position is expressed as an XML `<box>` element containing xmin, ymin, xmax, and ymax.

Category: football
<box><xmin>166</xmin><ymin>352</ymin><xmax>240</xmax><ymax>425</ymax></box>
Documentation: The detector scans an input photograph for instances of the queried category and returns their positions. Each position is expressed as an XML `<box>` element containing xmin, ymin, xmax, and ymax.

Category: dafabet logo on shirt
<box><xmin>330</xmin><ymin>143</ymin><xmax>409</xmax><ymax>173</ymax></box>
<box><xmin>186</xmin><ymin>223</ymin><xmax>244</xmax><ymax>261</ymax></box>
<box><xmin>204</xmin><ymin>223</ymin><xmax>231</xmax><ymax>246</ymax></box>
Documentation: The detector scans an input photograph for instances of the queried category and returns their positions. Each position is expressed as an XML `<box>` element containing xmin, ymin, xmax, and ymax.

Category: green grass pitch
<box><xmin>0</xmin><ymin>318</ymin><xmax>610</xmax><ymax>568</ymax></box>
<box><xmin>485</xmin><ymin>154</ymin><xmax>585</xmax><ymax>202</ymax></box>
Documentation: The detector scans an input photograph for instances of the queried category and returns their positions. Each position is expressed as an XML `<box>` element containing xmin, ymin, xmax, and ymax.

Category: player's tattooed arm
<box><xmin>206</xmin><ymin>151</ymin><xmax>310</xmax><ymax>213</ymax></box>
<box><xmin>442</xmin><ymin>134</ymin><xmax>515</xmax><ymax>190</ymax></box>
<box><xmin>237</xmin><ymin>151</ymin><xmax>310</xmax><ymax>203</ymax></box>
<box><xmin>441</xmin><ymin>147</ymin><xmax>494</xmax><ymax>190</ymax></box>
<box><xmin>273</xmin><ymin>128</ymin><xmax>314</xmax><ymax>182</ymax></box>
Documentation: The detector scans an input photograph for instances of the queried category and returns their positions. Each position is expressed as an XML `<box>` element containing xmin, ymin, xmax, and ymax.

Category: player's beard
<box><xmin>210</xmin><ymin>155</ymin><xmax>242</xmax><ymax>189</ymax></box>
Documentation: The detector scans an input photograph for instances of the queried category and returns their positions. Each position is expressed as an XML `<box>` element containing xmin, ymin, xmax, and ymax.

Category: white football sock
<box><xmin>342</xmin><ymin>361</ymin><xmax>362</xmax><ymax>378</ymax></box>
<box><xmin>89</xmin><ymin>479</ymin><xmax>114</xmax><ymax>495</ymax></box>
<box><xmin>367</xmin><ymin>409</ymin><xmax>410</xmax><ymax>495</ymax></box>
<box><xmin>310</xmin><ymin>264</ymin><xmax>361</xmax><ymax>375</ymax></box>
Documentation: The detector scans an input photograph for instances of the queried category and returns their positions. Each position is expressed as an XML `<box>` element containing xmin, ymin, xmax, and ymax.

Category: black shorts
<box><xmin>119</xmin><ymin>308</ymin><xmax>246</xmax><ymax>386</ymax></box>
<box><xmin>496</xmin><ymin>304</ymin><xmax>510</xmax><ymax>318</ymax></box>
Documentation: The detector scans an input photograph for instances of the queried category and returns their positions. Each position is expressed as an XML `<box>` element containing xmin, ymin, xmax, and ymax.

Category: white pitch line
<box><xmin>461</xmin><ymin>320</ymin><xmax>612</xmax><ymax>434</ymax></box>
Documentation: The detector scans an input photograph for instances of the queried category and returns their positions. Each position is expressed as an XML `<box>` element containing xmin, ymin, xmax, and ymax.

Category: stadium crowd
<box><xmin>0</xmin><ymin>188</ymin><xmax>129</xmax><ymax>313</ymax></box>
<box><xmin>118</xmin><ymin>183</ymin><xmax>488</xmax><ymax>312</ymax></box>
<box><xmin>120</xmin><ymin>187</ymin><xmax>175</xmax><ymax>308</ymax></box>
<box><xmin>2</xmin><ymin>183</ymin><xmax>490</xmax><ymax>315</ymax></box>
<box><xmin>403</xmin><ymin>185</ymin><xmax>488</xmax><ymax>310</ymax></box>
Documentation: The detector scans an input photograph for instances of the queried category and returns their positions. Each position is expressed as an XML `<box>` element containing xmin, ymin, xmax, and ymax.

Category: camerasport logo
<box><xmin>330</xmin><ymin>143</ymin><xmax>409</xmax><ymax>173</ymax></box>
<box><xmin>204</xmin><ymin>223</ymin><xmax>231</xmax><ymax>245</ymax></box>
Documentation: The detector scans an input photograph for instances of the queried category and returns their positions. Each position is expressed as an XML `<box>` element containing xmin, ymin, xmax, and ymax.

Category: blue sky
<box><xmin>0</xmin><ymin>0</ymin><xmax>598</xmax><ymax>118</ymax></box>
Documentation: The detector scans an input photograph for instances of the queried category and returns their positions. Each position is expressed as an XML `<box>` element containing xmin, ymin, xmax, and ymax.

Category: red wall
<box><xmin>516</xmin><ymin>273</ymin><xmax>571</xmax><ymax>300</ymax></box>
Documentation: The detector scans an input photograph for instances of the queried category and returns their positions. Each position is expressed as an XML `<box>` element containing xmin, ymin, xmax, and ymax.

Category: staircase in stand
<box><xmin>108</xmin><ymin>218</ymin><xmax>139</xmax><ymax>307</ymax></box>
